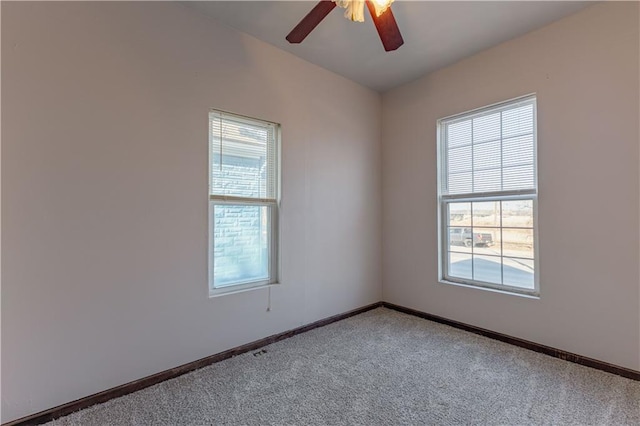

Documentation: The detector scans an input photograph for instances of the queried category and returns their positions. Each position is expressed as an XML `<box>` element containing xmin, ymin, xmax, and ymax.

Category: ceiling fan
<box><xmin>286</xmin><ymin>0</ymin><xmax>404</xmax><ymax>52</ymax></box>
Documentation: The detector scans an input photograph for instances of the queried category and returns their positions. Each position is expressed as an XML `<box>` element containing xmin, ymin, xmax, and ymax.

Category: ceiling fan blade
<box><xmin>365</xmin><ymin>1</ymin><xmax>404</xmax><ymax>52</ymax></box>
<box><xmin>286</xmin><ymin>1</ymin><xmax>337</xmax><ymax>44</ymax></box>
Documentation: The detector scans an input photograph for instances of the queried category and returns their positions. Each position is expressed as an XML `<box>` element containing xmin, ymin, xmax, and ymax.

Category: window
<box><xmin>209</xmin><ymin>110</ymin><xmax>279</xmax><ymax>294</ymax></box>
<box><xmin>438</xmin><ymin>95</ymin><xmax>538</xmax><ymax>295</ymax></box>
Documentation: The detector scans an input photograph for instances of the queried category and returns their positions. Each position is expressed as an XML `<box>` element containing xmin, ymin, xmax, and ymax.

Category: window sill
<box><xmin>439</xmin><ymin>279</ymin><xmax>540</xmax><ymax>299</ymax></box>
<box><xmin>209</xmin><ymin>282</ymin><xmax>279</xmax><ymax>298</ymax></box>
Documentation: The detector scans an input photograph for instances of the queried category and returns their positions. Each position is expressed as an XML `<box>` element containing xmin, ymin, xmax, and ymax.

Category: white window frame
<box><xmin>437</xmin><ymin>94</ymin><xmax>539</xmax><ymax>297</ymax></box>
<box><xmin>208</xmin><ymin>110</ymin><xmax>280</xmax><ymax>297</ymax></box>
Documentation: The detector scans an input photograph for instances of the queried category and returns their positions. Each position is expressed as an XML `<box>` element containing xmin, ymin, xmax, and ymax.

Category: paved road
<box><xmin>449</xmin><ymin>249</ymin><xmax>534</xmax><ymax>289</ymax></box>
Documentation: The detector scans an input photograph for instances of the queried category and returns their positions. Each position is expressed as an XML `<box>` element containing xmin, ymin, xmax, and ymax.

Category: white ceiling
<box><xmin>183</xmin><ymin>1</ymin><xmax>595</xmax><ymax>92</ymax></box>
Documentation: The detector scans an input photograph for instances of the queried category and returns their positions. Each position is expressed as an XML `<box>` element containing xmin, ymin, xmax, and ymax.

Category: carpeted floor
<box><xmin>48</xmin><ymin>308</ymin><xmax>640</xmax><ymax>425</ymax></box>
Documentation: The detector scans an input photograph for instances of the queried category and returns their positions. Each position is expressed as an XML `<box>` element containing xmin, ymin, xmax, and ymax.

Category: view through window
<box><xmin>209</xmin><ymin>110</ymin><xmax>279</xmax><ymax>292</ymax></box>
<box><xmin>438</xmin><ymin>95</ymin><xmax>538</xmax><ymax>295</ymax></box>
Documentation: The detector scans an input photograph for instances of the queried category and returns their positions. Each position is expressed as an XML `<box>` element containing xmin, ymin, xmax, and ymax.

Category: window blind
<box><xmin>442</xmin><ymin>97</ymin><xmax>536</xmax><ymax>195</ymax></box>
<box><xmin>209</xmin><ymin>111</ymin><xmax>277</xmax><ymax>200</ymax></box>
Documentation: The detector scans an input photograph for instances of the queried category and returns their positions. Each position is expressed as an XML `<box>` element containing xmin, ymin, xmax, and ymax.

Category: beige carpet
<box><xmin>49</xmin><ymin>308</ymin><xmax>640</xmax><ymax>425</ymax></box>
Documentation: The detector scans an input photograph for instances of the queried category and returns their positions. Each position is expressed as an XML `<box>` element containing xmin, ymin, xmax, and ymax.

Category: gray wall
<box><xmin>382</xmin><ymin>2</ymin><xmax>640</xmax><ymax>371</ymax></box>
<box><xmin>1</xmin><ymin>2</ymin><xmax>382</xmax><ymax>422</ymax></box>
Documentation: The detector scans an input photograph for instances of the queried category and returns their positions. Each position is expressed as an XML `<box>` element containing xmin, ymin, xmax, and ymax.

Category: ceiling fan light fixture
<box><xmin>334</xmin><ymin>0</ymin><xmax>365</xmax><ymax>22</ymax></box>
<box><xmin>333</xmin><ymin>0</ymin><xmax>394</xmax><ymax>21</ymax></box>
<box><xmin>286</xmin><ymin>0</ymin><xmax>403</xmax><ymax>52</ymax></box>
<box><xmin>371</xmin><ymin>0</ymin><xmax>394</xmax><ymax>17</ymax></box>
